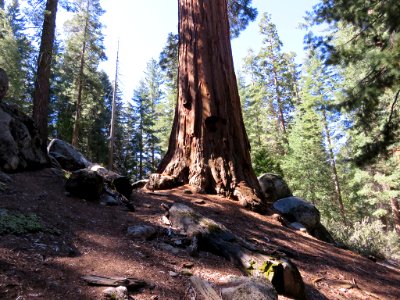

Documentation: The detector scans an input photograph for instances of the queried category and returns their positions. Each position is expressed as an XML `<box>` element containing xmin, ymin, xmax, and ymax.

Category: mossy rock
<box><xmin>0</xmin><ymin>211</ymin><xmax>44</xmax><ymax>235</ymax></box>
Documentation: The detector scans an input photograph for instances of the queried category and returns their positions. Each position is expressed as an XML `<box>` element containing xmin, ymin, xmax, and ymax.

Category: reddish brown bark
<box><xmin>32</xmin><ymin>0</ymin><xmax>58</xmax><ymax>150</ymax></box>
<box><xmin>158</xmin><ymin>0</ymin><xmax>265</xmax><ymax>212</ymax></box>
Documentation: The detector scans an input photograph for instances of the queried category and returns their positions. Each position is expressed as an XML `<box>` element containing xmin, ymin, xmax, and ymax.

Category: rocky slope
<box><xmin>0</xmin><ymin>168</ymin><xmax>399</xmax><ymax>299</ymax></box>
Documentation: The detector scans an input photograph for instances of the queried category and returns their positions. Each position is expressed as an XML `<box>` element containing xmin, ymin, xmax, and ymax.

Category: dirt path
<box><xmin>0</xmin><ymin>169</ymin><xmax>399</xmax><ymax>299</ymax></box>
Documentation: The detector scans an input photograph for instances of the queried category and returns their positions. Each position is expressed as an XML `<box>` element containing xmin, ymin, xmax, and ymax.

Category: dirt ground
<box><xmin>0</xmin><ymin>168</ymin><xmax>399</xmax><ymax>299</ymax></box>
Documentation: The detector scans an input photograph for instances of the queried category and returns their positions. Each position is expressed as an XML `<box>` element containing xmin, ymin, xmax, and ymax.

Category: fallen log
<box><xmin>82</xmin><ymin>275</ymin><xmax>146</xmax><ymax>290</ymax></box>
<box><xmin>166</xmin><ymin>204</ymin><xmax>306</xmax><ymax>299</ymax></box>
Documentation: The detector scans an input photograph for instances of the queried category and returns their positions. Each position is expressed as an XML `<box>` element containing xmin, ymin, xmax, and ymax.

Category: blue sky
<box><xmin>64</xmin><ymin>0</ymin><xmax>319</xmax><ymax>102</ymax></box>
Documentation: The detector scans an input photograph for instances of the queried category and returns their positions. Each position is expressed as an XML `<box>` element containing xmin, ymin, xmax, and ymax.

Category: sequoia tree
<box><xmin>157</xmin><ymin>0</ymin><xmax>265</xmax><ymax>212</ymax></box>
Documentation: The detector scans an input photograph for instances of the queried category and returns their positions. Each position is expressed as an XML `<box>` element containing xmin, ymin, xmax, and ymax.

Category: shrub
<box><xmin>0</xmin><ymin>211</ymin><xmax>44</xmax><ymax>235</ymax></box>
<box><xmin>324</xmin><ymin>218</ymin><xmax>400</xmax><ymax>260</ymax></box>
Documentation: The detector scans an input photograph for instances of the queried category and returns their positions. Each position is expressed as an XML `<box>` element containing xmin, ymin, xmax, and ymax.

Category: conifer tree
<box><xmin>32</xmin><ymin>0</ymin><xmax>58</xmax><ymax>149</ymax></box>
<box><xmin>0</xmin><ymin>3</ymin><xmax>27</xmax><ymax>109</ymax></box>
<box><xmin>59</xmin><ymin>0</ymin><xmax>106</xmax><ymax>149</ymax></box>
<box><xmin>308</xmin><ymin>0</ymin><xmax>400</xmax><ymax>162</ymax></box>
<box><xmin>282</xmin><ymin>54</ymin><xmax>333</xmax><ymax>216</ymax></box>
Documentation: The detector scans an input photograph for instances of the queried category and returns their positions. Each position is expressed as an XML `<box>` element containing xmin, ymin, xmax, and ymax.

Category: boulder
<box><xmin>166</xmin><ymin>204</ymin><xmax>306</xmax><ymax>299</ymax></box>
<box><xmin>88</xmin><ymin>164</ymin><xmax>132</xmax><ymax>198</ymax></box>
<box><xmin>273</xmin><ymin>197</ymin><xmax>320</xmax><ymax>230</ymax></box>
<box><xmin>127</xmin><ymin>225</ymin><xmax>157</xmax><ymax>240</ymax></box>
<box><xmin>47</xmin><ymin>139</ymin><xmax>90</xmax><ymax>171</ymax></box>
<box><xmin>311</xmin><ymin>223</ymin><xmax>336</xmax><ymax>244</ymax></box>
<box><xmin>132</xmin><ymin>179</ymin><xmax>148</xmax><ymax>190</ymax></box>
<box><xmin>65</xmin><ymin>169</ymin><xmax>103</xmax><ymax>201</ymax></box>
<box><xmin>273</xmin><ymin>197</ymin><xmax>335</xmax><ymax>243</ymax></box>
<box><xmin>0</xmin><ymin>171</ymin><xmax>11</xmax><ymax>183</ymax></box>
<box><xmin>258</xmin><ymin>173</ymin><xmax>292</xmax><ymax>202</ymax></box>
<box><xmin>221</xmin><ymin>276</ymin><xmax>277</xmax><ymax>300</ymax></box>
<box><xmin>102</xmin><ymin>286</ymin><xmax>128</xmax><ymax>300</ymax></box>
<box><xmin>0</xmin><ymin>102</ymin><xmax>48</xmax><ymax>172</ymax></box>
<box><xmin>146</xmin><ymin>173</ymin><xmax>180</xmax><ymax>190</ymax></box>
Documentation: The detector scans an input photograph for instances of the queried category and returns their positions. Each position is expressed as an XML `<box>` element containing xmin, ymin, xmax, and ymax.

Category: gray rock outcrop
<box><xmin>65</xmin><ymin>169</ymin><xmax>104</xmax><ymax>201</ymax></box>
<box><xmin>221</xmin><ymin>276</ymin><xmax>278</xmax><ymax>300</ymax></box>
<box><xmin>273</xmin><ymin>196</ymin><xmax>335</xmax><ymax>243</ymax></box>
<box><xmin>273</xmin><ymin>196</ymin><xmax>320</xmax><ymax>229</ymax></box>
<box><xmin>47</xmin><ymin>139</ymin><xmax>90</xmax><ymax>171</ymax></box>
<box><xmin>258</xmin><ymin>173</ymin><xmax>292</xmax><ymax>202</ymax></box>
<box><xmin>0</xmin><ymin>102</ymin><xmax>48</xmax><ymax>172</ymax></box>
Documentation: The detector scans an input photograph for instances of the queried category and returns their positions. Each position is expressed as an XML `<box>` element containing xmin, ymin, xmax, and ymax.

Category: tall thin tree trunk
<box><xmin>108</xmin><ymin>42</ymin><xmax>120</xmax><ymax>170</ymax></box>
<box><xmin>391</xmin><ymin>198</ymin><xmax>400</xmax><ymax>236</ymax></box>
<box><xmin>72</xmin><ymin>0</ymin><xmax>90</xmax><ymax>147</ymax></box>
<box><xmin>32</xmin><ymin>0</ymin><xmax>58</xmax><ymax>150</ymax></box>
<box><xmin>272</xmin><ymin>66</ymin><xmax>286</xmax><ymax>136</ymax></box>
<box><xmin>322</xmin><ymin>108</ymin><xmax>346</xmax><ymax>222</ymax></box>
<box><xmin>158</xmin><ymin>0</ymin><xmax>265</xmax><ymax>212</ymax></box>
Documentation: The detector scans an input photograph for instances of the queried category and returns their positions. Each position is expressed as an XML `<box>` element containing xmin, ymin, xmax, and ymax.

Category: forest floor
<box><xmin>0</xmin><ymin>168</ymin><xmax>399</xmax><ymax>300</ymax></box>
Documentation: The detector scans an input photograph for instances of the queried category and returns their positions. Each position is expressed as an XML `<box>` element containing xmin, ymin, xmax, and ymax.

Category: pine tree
<box><xmin>0</xmin><ymin>3</ymin><xmax>27</xmax><ymax>109</ymax></box>
<box><xmin>307</xmin><ymin>0</ymin><xmax>400</xmax><ymax>162</ymax></box>
<box><xmin>157</xmin><ymin>33</ymin><xmax>178</xmax><ymax>154</ymax></box>
<box><xmin>240</xmin><ymin>14</ymin><xmax>299</xmax><ymax>174</ymax></box>
<box><xmin>282</xmin><ymin>54</ymin><xmax>334</xmax><ymax>218</ymax></box>
<box><xmin>59</xmin><ymin>0</ymin><xmax>106</xmax><ymax>150</ymax></box>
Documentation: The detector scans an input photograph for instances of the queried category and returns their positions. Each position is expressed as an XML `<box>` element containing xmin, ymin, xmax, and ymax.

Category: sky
<box><xmin>62</xmin><ymin>0</ymin><xmax>320</xmax><ymax>102</ymax></box>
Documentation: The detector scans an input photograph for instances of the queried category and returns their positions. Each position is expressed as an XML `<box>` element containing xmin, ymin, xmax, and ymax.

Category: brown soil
<box><xmin>0</xmin><ymin>168</ymin><xmax>399</xmax><ymax>299</ymax></box>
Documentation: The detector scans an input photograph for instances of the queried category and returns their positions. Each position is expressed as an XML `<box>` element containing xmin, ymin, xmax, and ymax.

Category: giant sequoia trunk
<box><xmin>158</xmin><ymin>0</ymin><xmax>265</xmax><ymax>212</ymax></box>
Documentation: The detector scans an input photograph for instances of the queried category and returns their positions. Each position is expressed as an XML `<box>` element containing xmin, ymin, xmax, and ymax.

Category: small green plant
<box><xmin>260</xmin><ymin>261</ymin><xmax>278</xmax><ymax>281</ymax></box>
<box><xmin>0</xmin><ymin>212</ymin><xmax>44</xmax><ymax>235</ymax></box>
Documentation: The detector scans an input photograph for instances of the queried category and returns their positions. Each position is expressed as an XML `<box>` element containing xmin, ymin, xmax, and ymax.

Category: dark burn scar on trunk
<box><xmin>205</xmin><ymin>116</ymin><xmax>227</xmax><ymax>132</ymax></box>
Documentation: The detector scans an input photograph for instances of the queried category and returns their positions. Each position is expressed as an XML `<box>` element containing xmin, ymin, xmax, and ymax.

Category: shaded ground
<box><xmin>0</xmin><ymin>168</ymin><xmax>399</xmax><ymax>299</ymax></box>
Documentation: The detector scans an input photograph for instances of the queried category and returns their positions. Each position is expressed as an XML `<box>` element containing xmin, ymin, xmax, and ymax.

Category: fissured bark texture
<box><xmin>158</xmin><ymin>0</ymin><xmax>265</xmax><ymax>212</ymax></box>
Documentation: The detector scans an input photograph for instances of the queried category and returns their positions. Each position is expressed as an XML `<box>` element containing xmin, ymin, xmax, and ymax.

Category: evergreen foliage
<box><xmin>307</xmin><ymin>0</ymin><xmax>400</xmax><ymax>163</ymax></box>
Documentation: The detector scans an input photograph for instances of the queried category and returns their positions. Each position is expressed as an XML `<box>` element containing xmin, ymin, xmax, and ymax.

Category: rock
<box><xmin>311</xmin><ymin>223</ymin><xmax>336</xmax><ymax>244</ymax></box>
<box><xmin>221</xmin><ymin>276</ymin><xmax>278</xmax><ymax>300</ymax></box>
<box><xmin>159</xmin><ymin>243</ymin><xmax>180</xmax><ymax>254</ymax></box>
<box><xmin>167</xmin><ymin>204</ymin><xmax>306</xmax><ymax>299</ymax></box>
<box><xmin>0</xmin><ymin>102</ymin><xmax>49</xmax><ymax>172</ymax></box>
<box><xmin>146</xmin><ymin>173</ymin><xmax>180</xmax><ymax>190</ymax></box>
<box><xmin>127</xmin><ymin>225</ymin><xmax>157</xmax><ymax>240</ymax></box>
<box><xmin>0</xmin><ymin>171</ymin><xmax>11</xmax><ymax>183</ymax></box>
<box><xmin>100</xmin><ymin>194</ymin><xmax>119</xmax><ymax>206</ymax></box>
<box><xmin>193</xmin><ymin>199</ymin><xmax>205</xmax><ymax>205</ymax></box>
<box><xmin>0</xmin><ymin>68</ymin><xmax>9</xmax><ymax>101</ymax></box>
<box><xmin>273</xmin><ymin>197</ymin><xmax>335</xmax><ymax>244</ymax></box>
<box><xmin>161</xmin><ymin>216</ymin><xmax>171</xmax><ymax>225</ymax></box>
<box><xmin>65</xmin><ymin>169</ymin><xmax>104</xmax><ymax>201</ymax></box>
<box><xmin>169</xmin><ymin>271</ymin><xmax>178</xmax><ymax>277</ymax></box>
<box><xmin>132</xmin><ymin>179</ymin><xmax>148</xmax><ymax>189</ymax></box>
<box><xmin>47</xmin><ymin>139</ymin><xmax>90</xmax><ymax>171</ymax></box>
<box><xmin>290</xmin><ymin>222</ymin><xmax>308</xmax><ymax>233</ymax></box>
<box><xmin>273</xmin><ymin>197</ymin><xmax>320</xmax><ymax>230</ymax></box>
<box><xmin>102</xmin><ymin>286</ymin><xmax>128</xmax><ymax>300</ymax></box>
<box><xmin>258</xmin><ymin>173</ymin><xmax>292</xmax><ymax>202</ymax></box>
<box><xmin>88</xmin><ymin>164</ymin><xmax>132</xmax><ymax>198</ymax></box>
